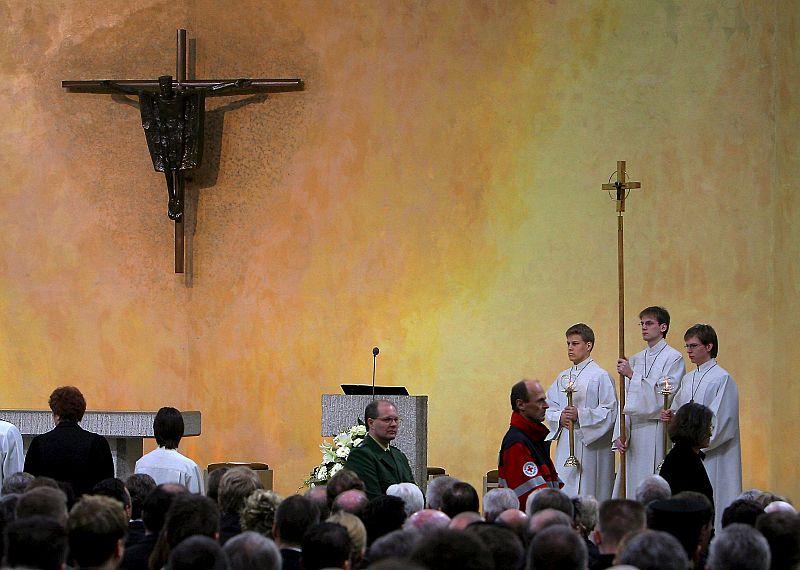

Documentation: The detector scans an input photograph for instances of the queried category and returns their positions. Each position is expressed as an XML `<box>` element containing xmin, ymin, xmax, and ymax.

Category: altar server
<box><xmin>546</xmin><ymin>323</ymin><xmax>617</xmax><ymax>500</ymax></box>
<box><xmin>662</xmin><ymin>324</ymin><xmax>741</xmax><ymax>529</ymax></box>
<box><xmin>0</xmin><ymin>419</ymin><xmax>24</xmax><ymax>495</ymax></box>
<box><xmin>613</xmin><ymin>306</ymin><xmax>686</xmax><ymax>498</ymax></box>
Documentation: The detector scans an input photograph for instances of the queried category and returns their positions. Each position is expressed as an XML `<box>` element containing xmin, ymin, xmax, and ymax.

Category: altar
<box><xmin>0</xmin><ymin>410</ymin><xmax>201</xmax><ymax>479</ymax></box>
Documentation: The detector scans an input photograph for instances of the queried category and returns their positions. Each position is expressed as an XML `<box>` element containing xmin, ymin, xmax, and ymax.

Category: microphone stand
<box><xmin>372</xmin><ymin>347</ymin><xmax>379</xmax><ymax>398</ymax></box>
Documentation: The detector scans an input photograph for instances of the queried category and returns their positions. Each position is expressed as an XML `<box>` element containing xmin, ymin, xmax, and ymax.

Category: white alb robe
<box><xmin>135</xmin><ymin>447</ymin><xmax>205</xmax><ymax>494</ymax></box>
<box><xmin>612</xmin><ymin>339</ymin><xmax>686</xmax><ymax>498</ymax></box>
<box><xmin>670</xmin><ymin>358</ymin><xmax>741</xmax><ymax>529</ymax></box>
<box><xmin>546</xmin><ymin>359</ymin><xmax>618</xmax><ymax>501</ymax></box>
<box><xmin>0</xmin><ymin>420</ymin><xmax>24</xmax><ymax>496</ymax></box>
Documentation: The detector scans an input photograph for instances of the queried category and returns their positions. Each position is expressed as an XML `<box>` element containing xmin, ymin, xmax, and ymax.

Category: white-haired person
<box><xmin>386</xmin><ymin>482</ymin><xmax>424</xmax><ymax>517</ymax></box>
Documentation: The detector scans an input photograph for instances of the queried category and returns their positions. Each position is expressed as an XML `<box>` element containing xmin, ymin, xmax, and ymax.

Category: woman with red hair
<box><xmin>24</xmin><ymin>386</ymin><xmax>114</xmax><ymax>497</ymax></box>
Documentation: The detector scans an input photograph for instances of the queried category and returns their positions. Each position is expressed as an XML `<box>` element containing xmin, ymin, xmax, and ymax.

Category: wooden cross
<box><xmin>600</xmin><ymin>160</ymin><xmax>641</xmax><ymax>497</ymax></box>
<box><xmin>602</xmin><ymin>160</ymin><xmax>641</xmax><ymax>213</ymax></box>
<box><xmin>62</xmin><ymin>29</ymin><xmax>304</xmax><ymax>273</ymax></box>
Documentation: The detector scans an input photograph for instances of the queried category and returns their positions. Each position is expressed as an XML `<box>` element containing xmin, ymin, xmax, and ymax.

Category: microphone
<box><xmin>372</xmin><ymin>347</ymin><xmax>379</xmax><ymax>398</ymax></box>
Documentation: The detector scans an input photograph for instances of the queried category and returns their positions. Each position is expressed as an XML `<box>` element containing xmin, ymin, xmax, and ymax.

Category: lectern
<box><xmin>321</xmin><ymin>394</ymin><xmax>428</xmax><ymax>489</ymax></box>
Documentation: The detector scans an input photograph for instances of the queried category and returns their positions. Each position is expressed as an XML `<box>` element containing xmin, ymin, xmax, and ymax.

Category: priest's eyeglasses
<box><xmin>375</xmin><ymin>416</ymin><xmax>402</xmax><ymax>424</ymax></box>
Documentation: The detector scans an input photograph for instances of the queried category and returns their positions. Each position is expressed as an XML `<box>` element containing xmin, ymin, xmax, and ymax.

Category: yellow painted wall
<box><xmin>0</xmin><ymin>1</ymin><xmax>795</xmax><ymax>501</ymax></box>
<box><xmin>773</xmin><ymin>0</ymin><xmax>800</xmax><ymax>499</ymax></box>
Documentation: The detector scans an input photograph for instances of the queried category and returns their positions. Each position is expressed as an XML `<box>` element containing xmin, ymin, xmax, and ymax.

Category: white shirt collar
<box><xmin>696</xmin><ymin>358</ymin><xmax>717</xmax><ymax>372</ymax></box>
<box><xmin>647</xmin><ymin>338</ymin><xmax>667</xmax><ymax>354</ymax></box>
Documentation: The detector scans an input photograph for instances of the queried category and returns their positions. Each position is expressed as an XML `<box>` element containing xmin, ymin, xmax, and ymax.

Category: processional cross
<box><xmin>62</xmin><ymin>29</ymin><xmax>304</xmax><ymax>273</ymax></box>
<box><xmin>600</xmin><ymin>160</ymin><xmax>640</xmax><ymax>497</ymax></box>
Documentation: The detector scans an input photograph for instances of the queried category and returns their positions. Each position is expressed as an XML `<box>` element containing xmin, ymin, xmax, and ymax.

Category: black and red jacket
<box><xmin>498</xmin><ymin>411</ymin><xmax>563</xmax><ymax>510</ymax></box>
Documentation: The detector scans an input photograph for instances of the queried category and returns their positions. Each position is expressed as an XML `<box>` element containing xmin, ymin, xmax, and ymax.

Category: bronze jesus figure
<box><xmin>102</xmin><ymin>75</ymin><xmax>250</xmax><ymax>220</ymax></box>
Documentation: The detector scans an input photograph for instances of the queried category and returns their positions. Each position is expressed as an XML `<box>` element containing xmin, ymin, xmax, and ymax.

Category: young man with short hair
<box><xmin>662</xmin><ymin>323</ymin><xmax>741</xmax><ymax>529</ymax></box>
<box><xmin>546</xmin><ymin>324</ymin><xmax>617</xmax><ymax>501</ymax></box>
<box><xmin>134</xmin><ymin>407</ymin><xmax>203</xmax><ymax>494</ymax></box>
<box><xmin>613</xmin><ymin>306</ymin><xmax>686</xmax><ymax>498</ymax></box>
<box><xmin>591</xmin><ymin>499</ymin><xmax>646</xmax><ymax>570</ymax></box>
<box><xmin>68</xmin><ymin>495</ymin><xmax>128</xmax><ymax>570</ymax></box>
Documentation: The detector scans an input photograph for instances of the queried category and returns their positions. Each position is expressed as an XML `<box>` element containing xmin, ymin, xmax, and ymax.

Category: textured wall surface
<box><xmin>0</xmin><ymin>0</ymin><xmax>796</xmax><ymax>501</ymax></box>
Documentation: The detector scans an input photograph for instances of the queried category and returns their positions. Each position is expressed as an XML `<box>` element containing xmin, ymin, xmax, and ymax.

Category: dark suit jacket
<box><xmin>280</xmin><ymin>548</ymin><xmax>302</xmax><ymax>570</ymax></box>
<box><xmin>120</xmin><ymin>533</ymin><xmax>157</xmax><ymax>570</ymax></box>
<box><xmin>23</xmin><ymin>420</ymin><xmax>114</xmax><ymax>497</ymax></box>
<box><xmin>126</xmin><ymin>520</ymin><xmax>146</xmax><ymax>547</ymax></box>
<box><xmin>219</xmin><ymin>511</ymin><xmax>242</xmax><ymax>546</ymax></box>
<box><xmin>343</xmin><ymin>434</ymin><xmax>415</xmax><ymax>499</ymax></box>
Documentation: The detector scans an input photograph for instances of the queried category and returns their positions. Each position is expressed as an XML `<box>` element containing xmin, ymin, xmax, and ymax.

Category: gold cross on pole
<box><xmin>599</xmin><ymin>159</ymin><xmax>641</xmax><ymax>498</ymax></box>
<box><xmin>602</xmin><ymin>161</ymin><xmax>641</xmax><ymax>213</ymax></box>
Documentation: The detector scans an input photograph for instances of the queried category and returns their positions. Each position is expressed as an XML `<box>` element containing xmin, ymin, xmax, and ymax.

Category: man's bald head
<box><xmin>332</xmin><ymin>489</ymin><xmax>369</xmax><ymax>516</ymax></box>
<box><xmin>449</xmin><ymin>511</ymin><xmax>483</xmax><ymax>531</ymax></box>
<box><xmin>528</xmin><ymin>508</ymin><xmax>573</xmax><ymax>538</ymax></box>
<box><xmin>404</xmin><ymin>509</ymin><xmax>451</xmax><ymax>532</ymax></box>
<box><xmin>511</xmin><ymin>380</ymin><xmax>549</xmax><ymax>423</ymax></box>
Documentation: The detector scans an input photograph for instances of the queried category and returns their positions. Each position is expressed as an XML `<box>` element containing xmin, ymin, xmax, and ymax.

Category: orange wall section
<box><xmin>0</xmin><ymin>1</ymin><xmax>796</xmax><ymax>503</ymax></box>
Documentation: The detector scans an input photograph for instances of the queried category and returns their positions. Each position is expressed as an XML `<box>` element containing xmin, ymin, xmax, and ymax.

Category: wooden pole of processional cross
<box><xmin>601</xmin><ymin>161</ymin><xmax>640</xmax><ymax>498</ymax></box>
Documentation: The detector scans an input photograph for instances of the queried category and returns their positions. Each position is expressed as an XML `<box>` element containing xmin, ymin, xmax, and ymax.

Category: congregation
<box><xmin>0</xmin><ymin>443</ymin><xmax>797</xmax><ymax>569</ymax></box>
<box><xmin>0</xmin><ymin>308</ymin><xmax>798</xmax><ymax>569</ymax></box>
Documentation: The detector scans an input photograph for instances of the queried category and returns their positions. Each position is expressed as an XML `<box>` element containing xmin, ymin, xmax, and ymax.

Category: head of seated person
<box><xmin>326</xmin><ymin>468</ymin><xmax>366</xmax><ymax>508</ymax></box>
<box><xmin>168</xmin><ymin>535</ymin><xmax>228</xmax><ymax>570</ymax></box>
<box><xmin>125</xmin><ymin>473</ymin><xmax>157</xmax><ymax>521</ymax></box>
<box><xmin>240</xmin><ymin>489</ymin><xmax>283</xmax><ymax>537</ymax></box>
<box><xmin>218</xmin><ymin>467</ymin><xmax>262</xmax><ymax>517</ymax></box>
<box><xmin>5</xmin><ymin>515</ymin><xmax>67</xmax><ymax>570</ymax></box>
<box><xmin>92</xmin><ymin>477</ymin><xmax>132</xmax><ymax>519</ymax></box>
<box><xmin>527</xmin><ymin>524</ymin><xmax>587</xmax><ymax>570</ymax></box>
<box><xmin>482</xmin><ymin>487</ymin><xmax>519</xmax><ymax>523</ymax></box>
<box><xmin>440</xmin><ymin>481</ymin><xmax>479</xmax><ymax>518</ymax></box>
<box><xmin>68</xmin><ymin>495</ymin><xmax>128</xmax><ymax>570</ymax></box>
<box><xmin>616</xmin><ymin>529</ymin><xmax>688</xmax><ymax>570</ymax></box>
<box><xmin>224</xmin><ymin>530</ymin><xmax>281</xmax><ymax>570</ymax></box>
<box><xmin>16</xmin><ymin>486</ymin><xmax>69</xmax><ymax>526</ymax></box>
<box><xmin>386</xmin><ymin>482</ymin><xmax>424</xmax><ymax>517</ymax></box>
<box><xmin>526</xmin><ymin>488</ymin><xmax>574</xmax><ymax>518</ymax></box>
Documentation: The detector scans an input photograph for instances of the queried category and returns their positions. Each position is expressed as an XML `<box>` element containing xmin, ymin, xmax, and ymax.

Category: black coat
<box><xmin>120</xmin><ymin>533</ymin><xmax>157</xmax><ymax>570</ymax></box>
<box><xmin>280</xmin><ymin>548</ymin><xmax>302</xmax><ymax>570</ymax></box>
<box><xmin>659</xmin><ymin>440</ymin><xmax>714</xmax><ymax>505</ymax></box>
<box><xmin>23</xmin><ymin>420</ymin><xmax>114</xmax><ymax>497</ymax></box>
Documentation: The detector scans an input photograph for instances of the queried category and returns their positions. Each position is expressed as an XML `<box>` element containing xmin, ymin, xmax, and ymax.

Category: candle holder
<box><xmin>657</xmin><ymin>376</ymin><xmax>674</xmax><ymax>471</ymax></box>
<box><xmin>562</xmin><ymin>376</ymin><xmax>580</xmax><ymax>468</ymax></box>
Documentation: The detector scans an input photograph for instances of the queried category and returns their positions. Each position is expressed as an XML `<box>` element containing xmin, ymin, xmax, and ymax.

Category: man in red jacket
<box><xmin>498</xmin><ymin>380</ymin><xmax>562</xmax><ymax>510</ymax></box>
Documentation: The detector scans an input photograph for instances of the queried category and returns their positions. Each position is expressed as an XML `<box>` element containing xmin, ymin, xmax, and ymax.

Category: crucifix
<box><xmin>600</xmin><ymin>160</ymin><xmax>641</xmax><ymax>497</ymax></box>
<box><xmin>62</xmin><ymin>29</ymin><xmax>304</xmax><ymax>273</ymax></box>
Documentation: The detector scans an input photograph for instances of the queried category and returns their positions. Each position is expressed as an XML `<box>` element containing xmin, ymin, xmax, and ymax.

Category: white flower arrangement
<box><xmin>303</xmin><ymin>422</ymin><xmax>367</xmax><ymax>488</ymax></box>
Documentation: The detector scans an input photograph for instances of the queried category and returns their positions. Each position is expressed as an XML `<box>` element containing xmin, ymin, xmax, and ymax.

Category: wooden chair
<box><xmin>207</xmin><ymin>462</ymin><xmax>273</xmax><ymax>490</ymax></box>
<box><xmin>427</xmin><ymin>466</ymin><xmax>447</xmax><ymax>480</ymax></box>
<box><xmin>483</xmin><ymin>468</ymin><xmax>499</xmax><ymax>496</ymax></box>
